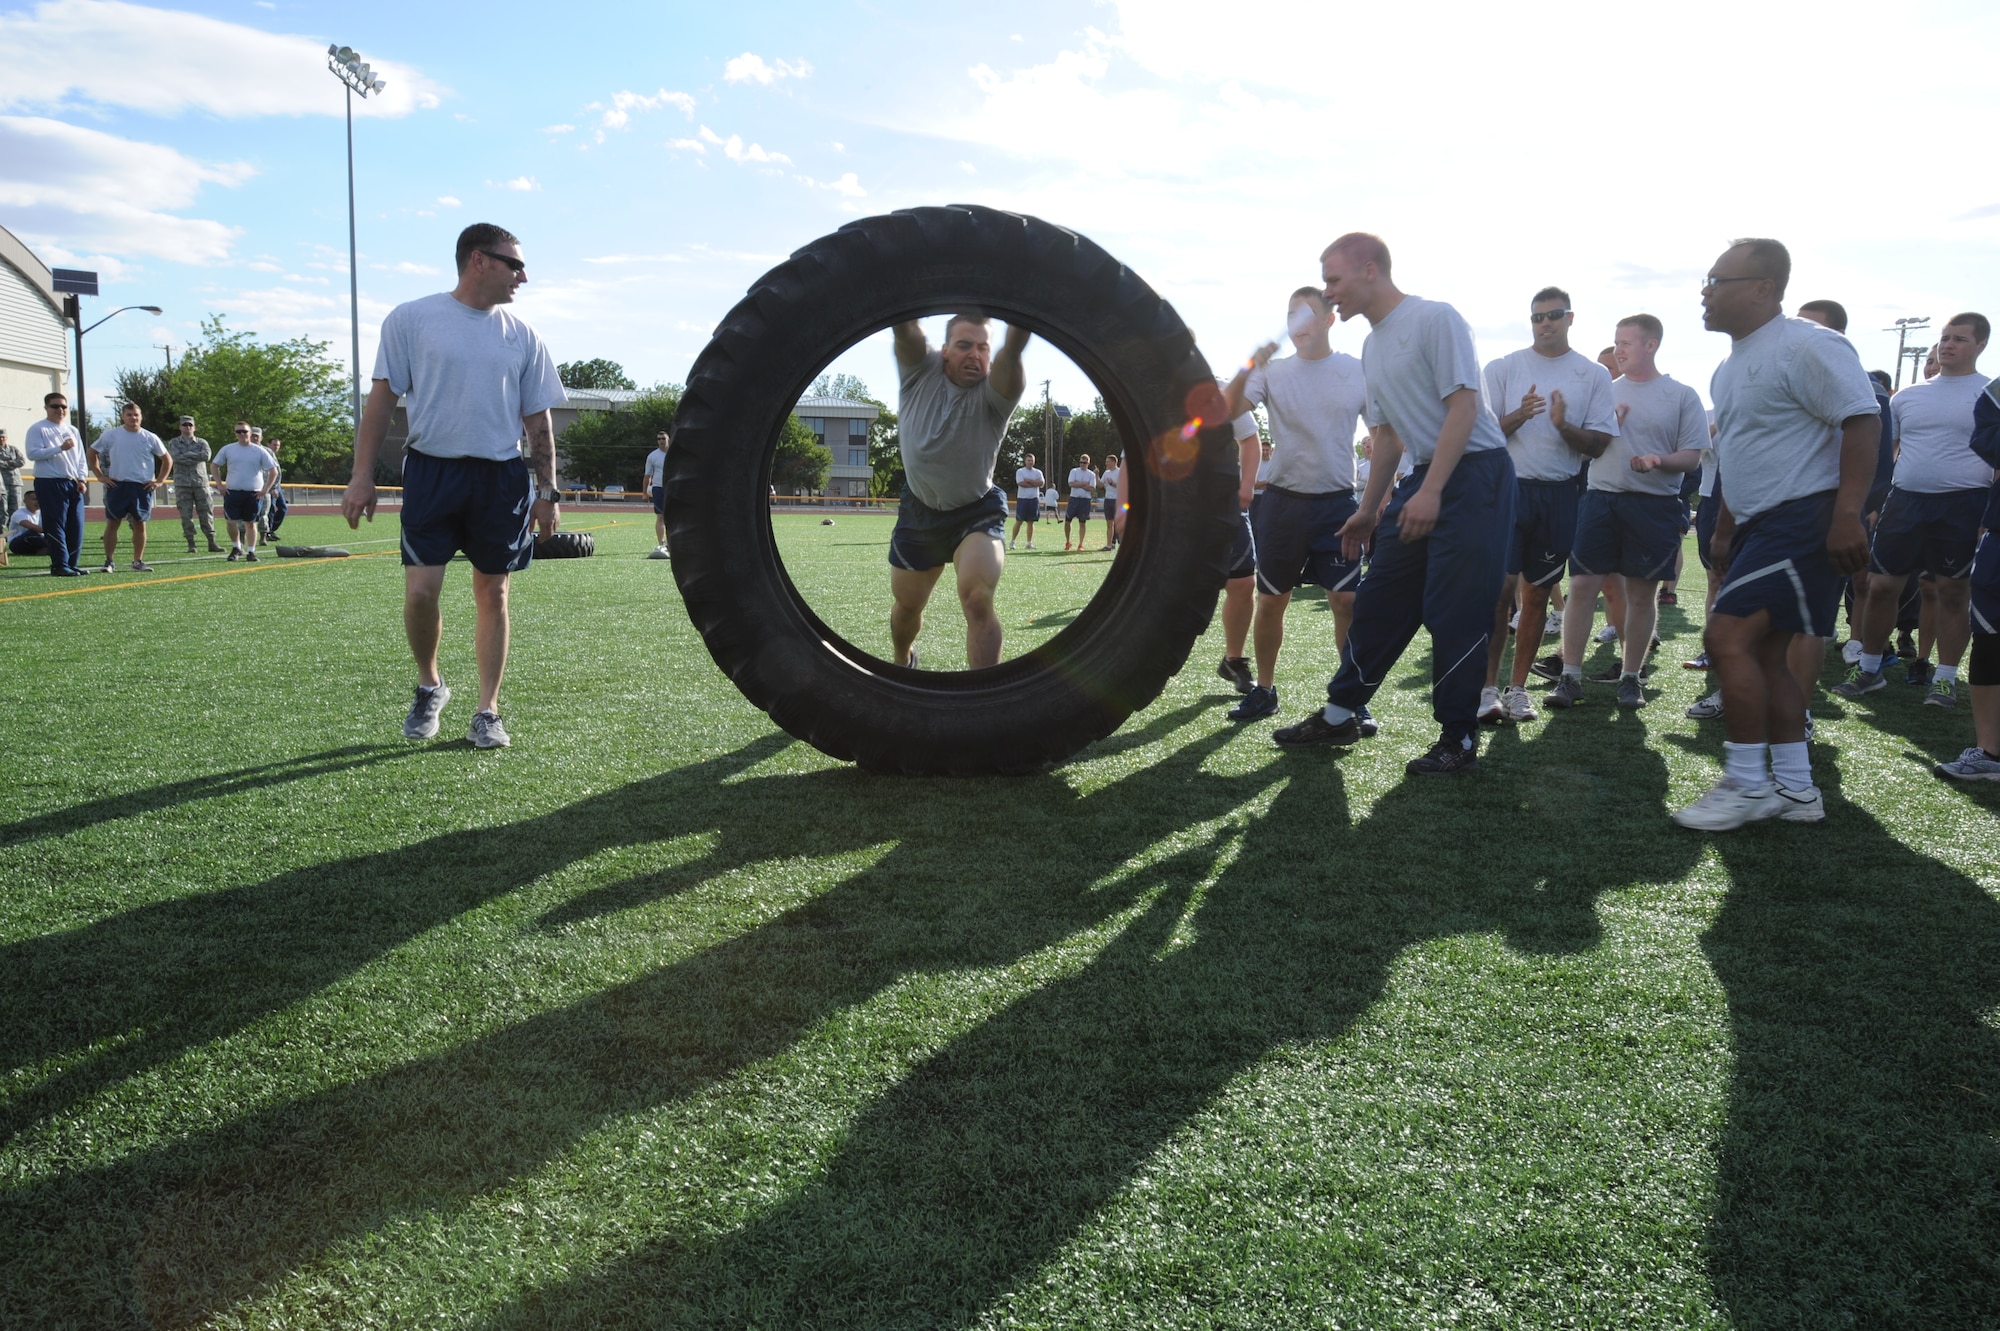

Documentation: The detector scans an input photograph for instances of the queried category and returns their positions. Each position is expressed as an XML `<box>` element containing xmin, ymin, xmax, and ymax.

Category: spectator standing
<box><xmin>89</xmin><ymin>402</ymin><xmax>172</xmax><ymax>571</ymax></box>
<box><xmin>644</xmin><ymin>429</ymin><xmax>670</xmax><ymax>556</ymax></box>
<box><xmin>258</xmin><ymin>437</ymin><xmax>288</xmax><ymax>541</ymax></box>
<box><xmin>0</xmin><ymin>427</ymin><xmax>23</xmax><ymax>525</ymax></box>
<box><xmin>24</xmin><ymin>391</ymin><xmax>86</xmax><ymax>575</ymax></box>
<box><xmin>213</xmin><ymin>422</ymin><xmax>278</xmax><ymax>561</ymax></box>
<box><xmin>167</xmin><ymin>415</ymin><xmax>222</xmax><ymax>553</ymax></box>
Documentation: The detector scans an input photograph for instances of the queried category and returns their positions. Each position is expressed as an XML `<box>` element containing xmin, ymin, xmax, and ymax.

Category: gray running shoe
<box><xmin>1615</xmin><ymin>674</ymin><xmax>1646</xmax><ymax>709</ymax></box>
<box><xmin>1501</xmin><ymin>684</ymin><xmax>1539</xmax><ymax>723</ymax></box>
<box><xmin>1923</xmin><ymin>679</ymin><xmax>1958</xmax><ymax>708</ymax></box>
<box><xmin>1774</xmin><ymin>784</ymin><xmax>1826</xmax><ymax>823</ymax></box>
<box><xmin>468</xmin><ymin>709</ymin><xmax>511</xmax><ymax>749</ymax></box>
<box><xmin>1831</xmin><ymin>667</ymin><xmax>1886</xmax><ymax>698</ymax></box>
<box><xmin>1935</xmin><ymin>746</ymin><xmax>2000</xmax><ymax>781</ymax></box>
<box><xmin>404</xmin><ymin>683</ymin><xmax>451</xmax><ymax>739</ymax></box>
<box><xmin>1546</xmin><ymin>674</ymin><xmax>1587</xmax><ymax>709</ymax></box>
<box><xmin>1686</xmin><ymin>691</ymin><xmax>1724</xmax><ymax>720</ymax></box>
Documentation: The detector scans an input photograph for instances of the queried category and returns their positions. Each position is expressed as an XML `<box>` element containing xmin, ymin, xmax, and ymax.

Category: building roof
<box><xmin>0</xmin><ymin>222</ymin><xmax>67</xmax><ymax>323</ymax></box>
<box><xmin>794</xmin><ymin>395</ymin><xmax>880</xmax><ymax>413</ymax></box>
<box><xmin>561</xmin><ymin>387</ymin><xmax>647</xmax><ymax>407</ymax></box>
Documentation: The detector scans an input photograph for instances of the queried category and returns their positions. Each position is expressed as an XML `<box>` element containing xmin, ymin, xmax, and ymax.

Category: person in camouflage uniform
<box><xmin>168</xmin><ymin>415</ymin><xmax>222</xmax><ymax>553</ymax></box>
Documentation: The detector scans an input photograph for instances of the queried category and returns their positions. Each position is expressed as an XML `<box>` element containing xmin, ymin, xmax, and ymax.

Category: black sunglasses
<box><xmin>477</xmin><ymin>249</ymin><xmax>526</xmax><ymax>273</ymax></box>
<box><xmin>1529</xmin><ymin>309</ymin><xmax>1571</xmax><ymax>325</ymax></box>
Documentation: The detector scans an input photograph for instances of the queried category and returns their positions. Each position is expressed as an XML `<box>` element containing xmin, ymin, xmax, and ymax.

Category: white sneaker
<box><xmin>1543</xmin><ymin>613</ymin><xmax>1561</xmax><ymax>638</ymax></box>
<box><xmin>1672</xmin><ymin>777</ymin><xmax>1782</xmax><ymax>831</ymax></box>
<box><xmin>1502</xmin><ymin>684</ymin><xmax>1540</xmax><ymax>722</ymax></box>
<box><xmin>1841</xmin><ymin>639</ymin><xmax>1864</xmax><ymax>665</ymax></box>
<box><xmin>1594</xmin><ymin>624</ymin><xmax>1619</xmax><ymax>644</ymax></box>
<box><xmin>1025</xmin><ymin>542</ymin><xmax>1034</xmax><ymax>550</ymax></box>
<box><xmin>1508</xmin><ymin>610</ymin><xmax>1521</xmax><ymax>632</ymax></box>
<box><xmin>1476</xmin><ymin>685</ymin><xmax>1502</xmax><ymax>724</ymax></box>
<box><xmin>1774</xmin><ymin>784</ymin><xmax>1826</xmax><ymax>822</ymax></box>
<box><xmin>1008</xmin><ymin>540</ymin><xmax>1016</xmax><ymax>550</ymax></box>
<box><xmin>1685</xmin><ymin>691</ymin><xmax>1725</xmax><ymax>720</ymax></box>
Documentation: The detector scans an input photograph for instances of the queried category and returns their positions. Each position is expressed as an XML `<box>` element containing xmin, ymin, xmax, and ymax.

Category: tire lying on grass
<box><xmin>274</xmin><ymin>545</ymin><xmax>351</xmax><ymax>558</ymax></box>
<box><xmin>668</xmin><ymin>203</ymin><xmax>1240</xmax><ymax>776</ymax></box>
<box><xmin>534</xmin><ymin>532</ymin><xmax>595</xmax><ymax>560</ymax></box>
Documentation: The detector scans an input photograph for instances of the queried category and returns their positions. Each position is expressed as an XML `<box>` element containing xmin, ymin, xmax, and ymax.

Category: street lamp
<box><xmin>1884</xmin><ymin>315</ymin><xmax>1931</xmax><ymax>390</ymax></box>
<box><xmin>62</xmin><ymin>301</ymin><xmax>164</xmax><ymax>443</ymax></box>
<box><xmin>327</xmin><ymin>43</ymin><xmax>386</xmax><ymax>436</ymax></box>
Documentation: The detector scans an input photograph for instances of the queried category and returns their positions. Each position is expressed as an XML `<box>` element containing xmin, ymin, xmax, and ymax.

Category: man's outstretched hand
<box><xmin>341</xmin><ymin>478</ymin><xmax>377</xmax><ymax>529</ymax></box>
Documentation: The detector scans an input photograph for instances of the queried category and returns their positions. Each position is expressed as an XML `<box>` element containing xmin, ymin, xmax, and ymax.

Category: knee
<box><xmin>959</xmin><ymin>584</ymin><xmax>996</xmax><ymax>619</ymax></box>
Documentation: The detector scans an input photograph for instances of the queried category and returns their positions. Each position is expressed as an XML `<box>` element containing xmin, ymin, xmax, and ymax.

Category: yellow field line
<box><xmin>0</xmin><ymin>521</ymin><xmax>631</xmax><ymax>606</ymax></box>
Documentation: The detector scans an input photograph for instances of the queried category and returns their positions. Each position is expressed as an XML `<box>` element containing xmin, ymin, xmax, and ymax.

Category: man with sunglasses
<box><xmin>342</xmin><ymin>222</ymin><xmax>566</xmax><ymax>750</ymax></box>
<box><xmin>24</xmin><ymin>391</ymin><xmax>88</xmax><ymax>575</ymax></box>
<box><xmin>1674</xmin><ymin>238</ymin><xmax>1879</xmax><ymax>830</ymax></box>
<box><xmin>1480</xmin><ymin>287</ymin><xmax>1618</xmax><ymax>724</ymax></box>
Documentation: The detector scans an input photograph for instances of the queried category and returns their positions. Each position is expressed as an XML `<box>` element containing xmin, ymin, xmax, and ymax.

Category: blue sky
<box><xmin>6</xmin><ymin>0</ymin><xmax>2000</xmax><ymax>428</ymax></box>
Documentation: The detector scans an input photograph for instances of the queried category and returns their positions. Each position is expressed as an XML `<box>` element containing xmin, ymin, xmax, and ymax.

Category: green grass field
<box><xmin>3</xmin><ymin>509</ymin><xmax>1997</xmax><ymax>1329</ymax></box>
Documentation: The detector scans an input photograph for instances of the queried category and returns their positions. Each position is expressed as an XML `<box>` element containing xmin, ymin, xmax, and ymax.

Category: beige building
<box><xmin>0</xmin><ymin>224</ymin><xmax>71</xmax><ymax>462</ymax></box>
<box><xmin>796</xmin><ymin>395</ymin><xmax>880</xmax><ymax>498</ymax></box>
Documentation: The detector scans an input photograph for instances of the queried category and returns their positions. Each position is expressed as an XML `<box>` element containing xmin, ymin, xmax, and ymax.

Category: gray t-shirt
<box><xmin>168</xmin><ymin>434</ymin><xmax>211</xmax><ymax>484</ymax></box>
<box><xmin>1710</xmin><ymin>316</ymin><xmax>1879</xmax><ymax>521</ymax></box>
<box><xmin>213</xmin><ymin>442</ymin><xmax>278</xmax><ymax>492</ymax></box>
<box><xmin>1361</xmin><ymin>296</ymin><xmax>1507</xmax><ymax>467</ymax></box>
<box><xmin>1242</xmin><ymin>351</ymin><xmax>1365</xmax><ymax>493</ymax></box>
<box><xmin>1890</xmin><ymin>372</ymin><xmax>1993</xmax><ymax>494</ymax></box>
<box><xmin>1592</xmin><ymin>375</ymin><xmax>1709</xmax><ymax>496</ymax></box>
<box><xmin>372</xmin><ymin>292</ymin><xmax>567</xmax><ymax>462</ymax></box>
<box><xmin>92</xmin><ymin>426</ymin><xmax>167</xmax><ymax>483</ymax></box>
<box><xmin>896</xmin><ymin>350</ymin><xmax>1020</xmax><ymax>511</ymax></box>
<box><xmin>1484</xmin><ymin>347</ymin><xmax>1619</xmax><ymax>482</ymax></box>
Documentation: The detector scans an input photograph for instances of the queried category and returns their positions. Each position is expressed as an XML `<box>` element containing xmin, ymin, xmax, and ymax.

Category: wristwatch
<box><xmin>536</xmin><ymin>485</ymin><xmax>559</xmax><ymax>503</ymax></box>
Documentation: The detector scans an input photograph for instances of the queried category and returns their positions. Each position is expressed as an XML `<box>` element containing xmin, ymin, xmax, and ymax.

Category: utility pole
<box><xmin>327</xmin><ymin>44</ymin><xmax>386</xmax><ymax>436</ymax></box>
<box><xmin>155</xmin><ymin>343</ymin><xmax>175</xmax><ymax>370</ymax></box>
<box><xmin>1885</xmin><ymin>316</ymin><xmax>1930</xmax><ymax>390</ymax></box>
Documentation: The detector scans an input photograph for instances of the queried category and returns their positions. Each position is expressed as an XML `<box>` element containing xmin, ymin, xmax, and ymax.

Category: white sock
<box><xmin>1860</xmin><ymin>652</ymin><xmax>1883</xmax><ymax>674</ymax></box>
<box><xmin>1770</xmin><ymin>741</ymin><xmax>1812</xmax><ymax>791</ymax></box>
<box><xmin>1562</xmin><ymin>664</ymin><xmax>1583</xmax><ymax>680</ymax></box>
<box><xmin>1322</xmin><ymin>702</ymin><xmax>1354</xmax><ymax>724</ymax></box>
<box><xmin>1723</xmin><ymin>740</ymin><xmax>1769</xmax><ymax>788</ymax></box>
<box><xmin>1936</xmin><ymin>664</ymin><xmax>1958</xmax><ymax>684</ymax></box>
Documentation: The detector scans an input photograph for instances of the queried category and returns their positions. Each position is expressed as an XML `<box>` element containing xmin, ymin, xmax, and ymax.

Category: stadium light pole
<box><xmin>327</xmin><ymin>44</ymin><xmax>386</xmax><ymax>435</ymax></box>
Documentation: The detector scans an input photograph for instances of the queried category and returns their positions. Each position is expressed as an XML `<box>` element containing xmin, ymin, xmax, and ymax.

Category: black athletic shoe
<box><xmin>1216</xmin><ymin>655</ymin><xmax>1254</xmax><ymax>694</ymax></box>
<box><xmin>1273</xmin><ymin>709</ymin><xmax>1361</xmax><ymax>748</ymax></box>
<box><xmin>1528</xmin><ymin>652</ymin><xmax>1565</xmax><ymax>682</ymax></box>
<box><xmin>1356</xmin><ymin>704</ymin><xmax>1379</xmax><ymax>738</ymax></box>
<box><xmin>1906</xmin><ymin>659</ymin><xmax>1934</xmax><ymax>687</ymax></box>
<box><xmin>1587</xmin><ymin>661</ymin><xmax>1654</xmax><ymax>684</ymax></box>
<box><xmin>1896</xmin><ymin>632</ymin><xmax>1919</xmax><ymax>662</ymax></box>
<box><xmin>1228</xmin><ymin>684</ymin><xmax>1279</xmax><ymax>722</ymax></box>
<box><xmin>1407</xmin><ymin>735</ymin><xmax>1480</xmax><ymax>776</ymax></box>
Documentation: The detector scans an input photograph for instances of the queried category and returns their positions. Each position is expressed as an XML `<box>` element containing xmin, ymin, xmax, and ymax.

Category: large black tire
<box><xmin>668</xmin><ymin>204</ymin><xmax>1239</xmax><ymax>775</ymax></box>
<box><xmin>534</xmin><ymin>532</ymin><xmax>595</xmax><ymax>560</ymax></box>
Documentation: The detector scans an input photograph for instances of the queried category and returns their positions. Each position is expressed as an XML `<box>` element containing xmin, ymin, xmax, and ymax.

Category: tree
<box><xmin>559</xmin><ymin>358</ymin><xmax>636</xmax><ymax>391</ymax></box>
<box><xmin>773</xmin><ymin>414</ymin><xmax>832</xmax><ymax>494</ymax></box>
<box><xmin>867</xmin><ymin>403</ymin><xmax>902</xmax><ymax>498</ymax></box>
<box><xmin>808</xmin><ymin>371</ymin><xmax>873</xmax><ymax>402</ymax></box>
<box><xmin>111</xmin><ymin>365</ymin><xmax>188</xmax><ymax>438</ymax></box>
<box><xmin>555</xmin><ymin>383</ymin><xmax>680</xmax><ymax>491</ymax></box>
<box><xmin>169</xmin><ymin>316</ymin><xmax>351</xmax><ymax>482</ymax></box>
<box><xmin>1063</xmin><ymin>396</ymin><xmax>1122</xmax><ymax>470</ymax></box>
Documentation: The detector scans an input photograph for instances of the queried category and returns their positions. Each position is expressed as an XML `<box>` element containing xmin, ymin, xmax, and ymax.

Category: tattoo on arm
<box><xmin>524</xmin><ymin>412</ymin><xmax>557</xmax><ymax>491</ymax></box>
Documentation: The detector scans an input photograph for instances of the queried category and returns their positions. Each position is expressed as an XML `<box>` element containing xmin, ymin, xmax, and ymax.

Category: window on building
<box><xmin>849</xmin><ymin>447</ymin><xmax>868</xmax><ymax>467</ymax></box>
<box><xmin>848</xmin><ymin>418</ymin><xmax>868</xmax><ymax>438</ymax></box>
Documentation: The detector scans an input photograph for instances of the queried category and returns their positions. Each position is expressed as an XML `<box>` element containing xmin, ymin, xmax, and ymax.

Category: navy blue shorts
<box><xmin>1226</xmin><ymin>508</ymin><xmax>1255</xmax><ymax>580</ymax></box>
<box><xmin>1507</xmin><ymin>477</ymin><xmax>1581</xmax><ymax>585</ymax></box>
<box><xmin>1065</xmin><ymin>495</ymin><xmax>1094</xmax><ymax>522</ymax></box>
<box><xmin>1868</xmin><ymin>486</ymin><xmax>1986</xmax><ymax>579</ymax></box>
<box><xmin>1972</xmin><ymin>532</ymin><xmax>2000</xmax><ymax>636</ymax></box>
<box><xmin>1711</xmin><ymin>491</ymin><xmax>1842</xmax><ymax>638</ymax></box>
<box><xmin>399</xmin><ymin>449</ymin><xmax>535</xmax><ymax>575</ymax></box>
<box><xmin>1015</xmin><ymin>495</ymin><xmax>1039</xmax><ymax>523</ymax></box>
<box><xmin>651</xmin><ymin>485</ymin><xmax>665</xmax><ymax>515</ymax></box>
<box><xmin>1694</xmin><ymin>493</ymin><xmax>1720</xmax><ymax>569</ymax></box>
<box><xmin>1103</xmin><ymin>498</ymin><xmax>1118</xmax><ymax>520</ymax></box>
<box><xmin>1569</xmin><ymin>490</ymin><xmax>1683</xmax><ymax>582</ymax></box>
<box><xmin>889</xmin><ymin>485</ymin><xmax>1007</xmax><ymax>572</ymax></box>
<box><xmin>1251</xmin><ymin>485</ymin><xmax>1359</xmax><ymax>596</ymax></box>
<box><xmin>223</xmin><ymin>489</ymin><xmax>261</xmax><ymax>522</ymax></box>
<box><xmin>104</xmin><ymin>480</ymin><xmax>153</xmax><ymax>522</ymax></box>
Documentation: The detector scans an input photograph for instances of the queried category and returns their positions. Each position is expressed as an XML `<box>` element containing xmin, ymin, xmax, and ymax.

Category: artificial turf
<box><xmin>1</xmin><ymin>509</ymin><xmax>1996</xmax><ymax>1329</ymax></box>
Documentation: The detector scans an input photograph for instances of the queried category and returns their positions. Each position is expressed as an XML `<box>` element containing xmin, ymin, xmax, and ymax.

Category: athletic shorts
<box><xmin>1507</xmin><ymin>477</ymin><xmax>1582</xmax><ymax>585</ymax></box>
<box><xmin>1251</xmin><ymin>484</ymin><xmax>1360</xmax><ymax>596</ymax></box>
<box><xmin>889</xmin><ymin>485</ymin><xmax>1007</xmax><ymax>572</ymax></box>
<box><xmin>651</xmin><ymin>484</ymin><xmax>665</xmax><ymax>515</ymax></box>
<box><xmin>1065</xmin><ymin>495</ymin><xmax>1094</xmax><ymax>522</ymax></box>
<box><xmin>1103</xmin><ymin>497</ymin><xmax>1118</xmax><ymax>519</ymax></box>
<box><xmin>1867</xmin><ymin>485</ymin><xmax>1986</xmax><ymax>579</ymax></box>
<box><xmin>399</xmin><ymin>448</ymin><xmax>535</xmax><ymax>575</ymax></box>
<box><xmin>1569</xmin><ymin>490</ymin><xmax>1683</xmax><ymax>582</ymax></box>
<box><xmin>1710</xmin><ymin>490</ymin><xmax>1842</xmax><ymax>638</ymax></box>
<box><xmin>222</xmin><ymin>489</ymin><xmax>262</xmax><ymax>523</ymax></box>
<box><xmin>1971</xmin><ymin>531</ymin><xmax>2000</xmax><ymax>636</ymax></box>
<box><xmin>1695</xmin><ymin>493</ymin><xmax>1720</xmax><ymax>570</ymax></box>
<box><xmin>1015</xmin><ymin>495</ymin><xmax>1039</xmax><ymax>523</ymax></box>
<box><xmin>1226</xmin><ymin>508</ymin><xmax>1255</xmax><ymax>580</ymax></box>
<box><xmin>104</xmin><ymin>480</ymin><xmax>153</xmax><ymax>522</ymax></box>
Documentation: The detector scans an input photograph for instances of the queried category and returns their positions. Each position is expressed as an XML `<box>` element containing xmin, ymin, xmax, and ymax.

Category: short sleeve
<box><xmin>1580</xmin><ymin>365</ymin><xmax>1619</xmax><ymax>436</ymax></box>
<box><xmin>1794</xmin><ymin>333</ymin><xmax>1879</xmax><ymax>427</ymax></box>
<box><xmin>1241</xmin><ymin>364</ymin><xmax>1269</xmax><ymax>410</ymax></box>
<box><xmin>1232</xmin><ymin>412</ymin><xmax>1259</xmax><ymax>441</ymax></box>
<box><xmin>1363</xmin><ymin>381</ymin><xmax>1387</xmax><ymax>430</ymax></box>
<box><xmin>1482</xmin><ymin>358</ymin><xmax>1507</xmax><ymax>415</ymax></box>
<box><xmin>150</xmin><ymin>432</ymin><xmax>167</xmax><ymax>456</ymax></box>
<box><xmin>1675</xmin><ymin>390</ymin><xmax>1709</xmax><ymax>454</ymax></box>
<box><xmin>372</xmin><ymin>308</ymin><xmax>410</xmax><ymax>396</ymax></box>
<box><xmin>1430</xmin><ymin>307</ymin><xmax>1481</xmax><ymax>403</ymax></box>
<box><xmin>1889</xmin><ymin>391</ymin><xmax>1908</xmax><ymax>441</ymax></box>
<box><xmin>518</xmin><ymin>329</ymin><xmax>567</xmax><ymax>417</ymax></box>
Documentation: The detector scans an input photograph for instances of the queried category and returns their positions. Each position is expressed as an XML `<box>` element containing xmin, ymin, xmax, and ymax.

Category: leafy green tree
<box><xmin>556</xmin><ymin>384</ymin><xmax>680</xmax><ymax>491</ymax></box>
<box><xmin>867</xmin><ymin>404</ymin><xmax>902</xmax><ymax>498</ymax></box>
<box><xmin>1062</xmin><ymin>397</ymin><xmax>1123</xmax><ymax>471</ymax></box>
<box><xmin>169</xmin><ymin>316</ymin><xmax>351</xmax><ymax>482</ymax></box>
<box><xmin>111</xmin><ymin>365</ymin><xmax>189</xmax><ymax>439</ymax></box>
<box><xmin>808</xmin><ymin>371</ymin><xmax>874</xmax><ymax>402</ymax></box>
<box><xmin>773</xmin><ymin>414</ymin><xmax>832</xmax><ymax>494</ymax></box>
<box><xmin>559</xmin><ymin>358</ymin><xmax>637</xmax><ymax>391</ymax></box>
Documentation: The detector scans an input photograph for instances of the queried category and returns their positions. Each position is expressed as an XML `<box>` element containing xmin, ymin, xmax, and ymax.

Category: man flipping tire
<box><xmin>342</xmin><ymin>222</ymin><xmax>568</xmax><ymax>749</ymax></box>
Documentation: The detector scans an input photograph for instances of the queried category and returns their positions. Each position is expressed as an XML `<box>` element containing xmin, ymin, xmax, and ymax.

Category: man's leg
<box><xmin>1787</xmin><ymin>635</ymin><xmax>1823</xmax><ymax>711</ymax></box>
<box><xmin>890</xmin><ymin>563</ymin><xmax>945</xmax><ymax>667</ymax></box>
<box><xmin>1562</xmin><ymin>572</ymin><xmax>1606</xmax><ymax>670</ymax></box>
<box><xmin>101</xmin><ymin>515</ymin><xmax>121</xmax><ymax>567</ymax></box>
<box><xmin>178</xmin><ymin>488</ymin><xmax>197</xmax><ymax>547</ymax></box>
<box><xmin>1508</xmin><ymin>579</ymin><xmax>1555</xmax><ymax>688</ymax></box>
<box><xmin>1420</xmin><ymin>468</ymin><xmax>1513</xmax><ymax>750</ymax></box>
<box><xmin>471</xmin><ymin>568</ymin><xmax>511</xmax><ymax>714</ymax></box>
<box><xmin>1221</xmin><ymin>576</ymin><xmax>1252</xmax><ymax>661</ymax></box>
<box><xmin>1931</xmin><ymin>577</ymin><xmax>1962</xmax><ymax>667</ymax></box>
<box><xmin>1620</xmin><ymin>579</ymin><xmax>1662</xmax><ymax>675</ymax></box>
<box><xmin>1855</xmin><ymin>571</ymin><xmax>1900</xmax><ymax>657</ymax></box>
<box><xmin>952</xmin><ymin>532</ymin><xmax>1005</xmax><ymax>668</ymax></box>
<box><xmin>1484</xmin><ymin>573</ymin><xmax>1517</xmax><ymax>689</ymax></box>
<box><xmin>1603</xmin><ymin>575</ymin><xmax>1628</xmax><ymax>639</ymax></box>
<box><xmin>1252</xmin><ymin>591</ymin><xmax>1293</xmax><ymax>688</ymax></box>
<box><xmin>1329</xmin><ymin>589</ymin><xmax>1356</xmax><ymax>656</ymax></box>
<box><xmin>196</xmin><ymin>485</ymin><xmax>216</xmax><ymax>546</ymax></box>
<box><xmin>130</xmin><ymin>509</ymin><xmax>148</xmax><ymax>562</ymax></box>
<box><xmin>404</xmin><ymin>564</ymin><xmax>448</xmax><ymax>688</ymax></box>
<box><xmin>36</xmin><ymin>481</ymin><xmax>72</xmax><ymax>571</ymax></box>
<box><xmin>1323</xmin><ymin>525</ymin><xmax>1427</xmax><ymax>718</ymax></box>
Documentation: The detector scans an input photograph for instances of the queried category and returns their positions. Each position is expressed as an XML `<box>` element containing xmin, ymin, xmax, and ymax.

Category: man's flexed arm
<box><xmin>988</xmin><ymin>323</ymin><xmax>1033</xmax><ymax>402</ymax></box>
<box><xmin>892</xmin><ymin>322</ymin><xmax>929</xmax><ymax>370</ymax></box>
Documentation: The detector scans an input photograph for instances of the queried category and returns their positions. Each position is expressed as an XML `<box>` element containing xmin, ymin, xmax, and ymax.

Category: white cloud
<box><xmin>666</xmin><ymin>137</ymin><xmax>706</xmax><ymax>153</ymax></box>
<box><xmin>798</xmin><ymin>172</ymin><xmax>866</xmax><ymax>198</ymax></box>
<box><xmin>723</xmin><ymin>53</ymin><xmax>811</xmax><ymax>85</ymax></box>
<box><xmin>542</xmin><ymin>123</ymin><xmax>576</xmax><ymax>135</ymax></box>
<box><xmin>0</xmin><ymin>0</ymin><xmax>445</xmax><ymax>117</ymax></box>
<box><xmin>697</xmin><ymin>124</ymin><xmax>790</xmax><ymax>166</ymax></box>
<box><xmin>586</xmin><ymin>87</ymin><xmax>696</xmax><ymax>142</ymax></box>
<box><xmin>497</xmin><ymin>176</ymin><xmax>540</xmax><ymax>192</ymax></box>
<box><xmin>375</xmin><ymin>261</ymin><xmax>440</xmax><ymax>275</ymax></box>
<box><xmin>246</xmin><ymin>260</ymin><xmax>282</xmax><ymax>273</ymax></box>
<box><xmin>436</xmin><ymin>195</ymin><xmax>461</xmax><ymax>207</ymax></box>
<box><xmin>0</xmin><ymin>115</ymin><xmax>249</xmax><ymax>263</ymax></box>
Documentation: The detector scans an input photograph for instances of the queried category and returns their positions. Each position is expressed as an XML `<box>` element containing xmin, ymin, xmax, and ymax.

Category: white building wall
<box><xmin>0</xmin><ymin>257</ymin><xmax>69</xmax><ymax>463</ymax></box>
